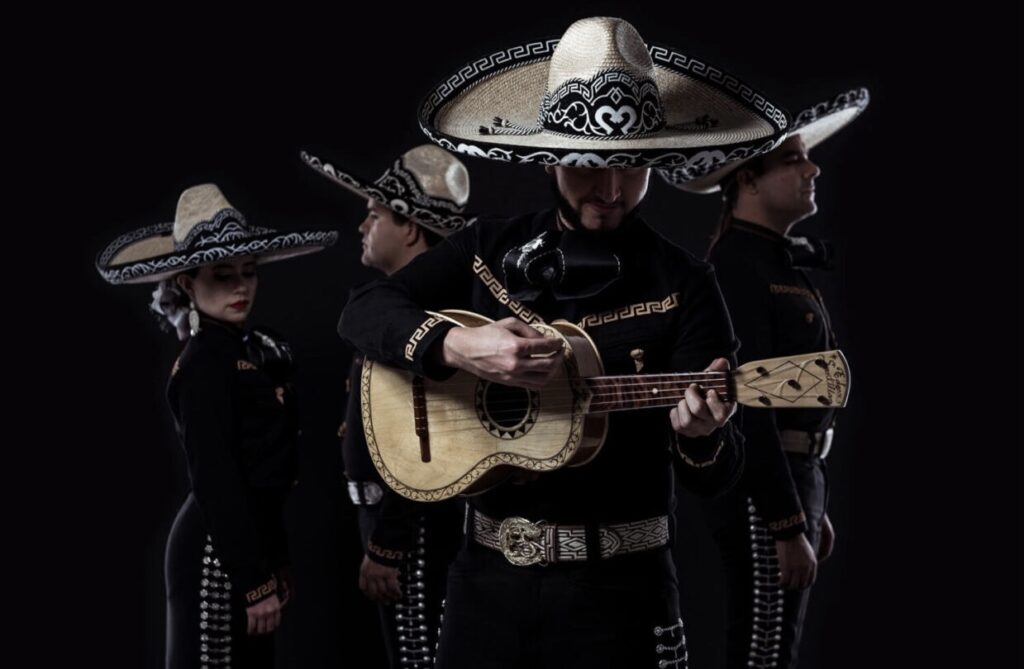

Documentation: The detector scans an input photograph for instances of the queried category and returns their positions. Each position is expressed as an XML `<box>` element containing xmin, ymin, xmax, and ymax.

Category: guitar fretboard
<box><xmin>586</xmin><ymin>372</ymin><xmax>732</xmax><ymax>413</ymax></box>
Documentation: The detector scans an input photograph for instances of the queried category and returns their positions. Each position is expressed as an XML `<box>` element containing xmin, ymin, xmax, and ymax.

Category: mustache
<box><xmin>550</xmin><ymin>182</ymin><xmax>641</xmax><ymax>228</ymax></box>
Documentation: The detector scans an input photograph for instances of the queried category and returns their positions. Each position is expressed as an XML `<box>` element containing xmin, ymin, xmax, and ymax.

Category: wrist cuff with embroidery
<box><xmin>674</xmin><ymin>431</ymin><xmax>726</xmax><ymax>468</ymax></box>
<box><xmin>366</xmin><ymin>538</ymin><xmax>405</xmax><ymax>568</ymax></box>
<box><xmin>406</xmin><ymin>318</ymin><xmax>458</xmax><ymax>380</ymax></box>
<box><xmin>244</xmin><ymin>575</ymin><xmax>278</xmax><ymax>606</ymax></box>
<box><xmin>767</xmin><ymin>512</ymin><xmax>808</xmax><ymax>540</ymax></box>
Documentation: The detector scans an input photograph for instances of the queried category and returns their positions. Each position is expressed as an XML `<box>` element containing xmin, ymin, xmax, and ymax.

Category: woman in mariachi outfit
<box><xmin>96</xmin><ymin>183</ymin><xmax>337</xmax><ymax>668</ymax></box>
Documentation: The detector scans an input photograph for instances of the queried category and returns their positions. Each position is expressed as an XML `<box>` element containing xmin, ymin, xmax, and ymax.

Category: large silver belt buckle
<box><xmin>497</xmin><ymin>517</ymin><xmax>547</xmax><ymax>566</ymax></box>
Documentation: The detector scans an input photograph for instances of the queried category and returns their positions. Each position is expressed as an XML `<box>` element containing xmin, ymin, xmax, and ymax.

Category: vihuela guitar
<box><xmin>361</xmin><ymin>310</ymin><xmax>850</xmax><ymax>501</ymax></box>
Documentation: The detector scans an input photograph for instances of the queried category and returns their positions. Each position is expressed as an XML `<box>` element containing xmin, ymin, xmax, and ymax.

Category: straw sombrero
<box><xmin>417</xmin><ymin>17</ymin><xmax>789</xmax><ymax>174</ymax></box>
<box><xmin>300</xmin><ymin>144</ymin><xmax>474</xmax><ymax>237</ymax></box>
<box><xmin>96</xmin><ymin>183</ymin><xmax>338</xmax><ymax>285</ymax></box>
<box><xmin>659</xmin><ymin>87</ymin><xmax>870</xmax><ymax>193</ymax></box>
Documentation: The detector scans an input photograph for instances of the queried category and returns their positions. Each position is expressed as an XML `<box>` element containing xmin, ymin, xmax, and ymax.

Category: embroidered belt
<box><xmin>471</xmin><ymin>511</ymin><xmax>669</xmax><ymax>566</ymax></box>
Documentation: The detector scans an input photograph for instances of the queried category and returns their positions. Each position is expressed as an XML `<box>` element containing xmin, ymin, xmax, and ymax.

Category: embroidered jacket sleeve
<box><xmin>711</xmin><ymin>251</ymin><xmax>808</xmax><ymax>539</ymax></box>
<box><xmin>173</xmin><ymin>349</ymin><xmax>279</xmax><ymax>604</ymax></box>
<box><xmin>365</xmin><ymin>488</ymin><xmax>432</xmax><ymax>568</ymax></box>
<box><xmin>338</xmin><ymin>225</ymin><xmax>478</xmax><ymax>380</ymax></box>
<box><xmin>668</xmin><ymin>264</ymin><xmax>744</xmax><ymax>497</ymax></box>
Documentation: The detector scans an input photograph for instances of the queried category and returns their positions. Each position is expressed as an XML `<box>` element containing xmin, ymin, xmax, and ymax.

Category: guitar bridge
<box><xmin>412</xmin><ymin>376</ymin><xmax>430</xmax><ymax>462</ymax></box>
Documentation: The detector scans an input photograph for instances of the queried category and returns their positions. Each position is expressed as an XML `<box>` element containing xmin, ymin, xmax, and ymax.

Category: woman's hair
<box><xmin>149</xmin><ymin>269</ymin><xmax>198</xmax><ymax>338</ymax></box>
<box><xmin>710</xmin><ymin>156</ymin><xmax>766</xmax><ymax>252</ymax></box>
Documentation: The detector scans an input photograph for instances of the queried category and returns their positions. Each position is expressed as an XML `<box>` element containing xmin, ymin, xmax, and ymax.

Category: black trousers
<box><xmin>704</xmin><ymin>453</ymin><xmax>827</xmax><ymax>669</ymax></box>
<box><xmin>436</xmin><ymin>542</ymin><xmax>688</xmax><ymax>669</ymax></box>
<box><xmin>356</xmin><ymin>502</ymin><xmax>460</xmax><ymax>669</ymax></box>
<box><xmin>165</xmin><ymin>493</ymin><xmax>275</xmax><ymax>669</ymax></box>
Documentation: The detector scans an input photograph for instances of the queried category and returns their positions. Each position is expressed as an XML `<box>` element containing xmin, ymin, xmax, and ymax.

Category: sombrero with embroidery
<box><xmin>417</xmin><ymin>16</ymin><xmax>789</xmax><ymax>174</ymax></box>
<box><xmin>659</xmin><ymin>87</ymin><xmax>870</xmax><ymax>193</ymax></box>
<box><xmin>300</xmin><ymin>144</ymin><xmax>474</xmax><ymax>237</ymax></box>
<box><xmin>96</xmin><ymin>183</ymin><xmax>338</xmax><ymax>285</ymax></box>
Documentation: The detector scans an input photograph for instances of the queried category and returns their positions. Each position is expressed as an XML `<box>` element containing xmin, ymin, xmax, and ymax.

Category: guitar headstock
<box><xmin>733</xmin><ymin>350</ymin><xmax>850</xmax><ymax>409</ymax></box>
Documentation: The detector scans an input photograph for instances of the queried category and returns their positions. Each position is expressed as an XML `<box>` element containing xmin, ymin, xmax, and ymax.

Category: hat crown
<box><xmin>397</xmin><ymin>144</ymin><xmax>470</xmax><ymax>207</ymax></box>
<box><xmin>539</xmin><ymin>17</ymin><xmax>665</xmax><ymax>139</ymax></box>
<box><xmin>173</xmin><ymin>184</ymin><xmax>238</xmax><ymax>242</ymax></box>
<box><xmin>547</xmin><ymin>17</ymin><xmax>654</xmax><ymax>92</ymax></box>
<box><xmin>171</xmin><ymin>184</ymin><xmax>259</xmax><ymax>251</ymax></box>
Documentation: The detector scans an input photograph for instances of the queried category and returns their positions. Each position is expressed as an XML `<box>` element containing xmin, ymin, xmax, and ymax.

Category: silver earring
<box><xmin>188</xmin><ymin>301</ymin><xmax>201</xmax><ymax>336</ymax></box>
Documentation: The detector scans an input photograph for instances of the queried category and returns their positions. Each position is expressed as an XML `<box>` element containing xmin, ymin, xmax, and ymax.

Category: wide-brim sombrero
<box><xmin>300</xmin><ymin>144</ymin><xmax>475</xmax><ymax>237</ymax></box>
<box><xmin>659</xmin><ymin>87</ymin><xmax>870</xmax><ymax>193</ymax></box>
<box><xmin>97</xmin><ymin>183</ymin><xmax>337</xmax><ymax>285</ymax></box>
<box><xmin>418</xmin><ymin>17</ymin><xmax>790</xmax><ymax>175</ymax></box>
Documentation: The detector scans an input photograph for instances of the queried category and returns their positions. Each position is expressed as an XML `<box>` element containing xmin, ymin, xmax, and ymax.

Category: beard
<box><xmin>549</xmin><ymin>181</ymin><xmax>642</xmax><ymax>234</ymax></box>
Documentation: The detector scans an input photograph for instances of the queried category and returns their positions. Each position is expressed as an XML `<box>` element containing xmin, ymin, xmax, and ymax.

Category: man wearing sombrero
<box><xmin>340</xmin><ymin>17</ymin><xmax>789</xmax><ymax>667</ymax></box>
<box><xmin>661</xmin><ymin>88</ymin><xmax>869</xmax><ymax>668</ymax></box>
<box><xmin>302</xmin><ymin>145</ymin><xmax>472</xmax><ymax>669</ymax></box>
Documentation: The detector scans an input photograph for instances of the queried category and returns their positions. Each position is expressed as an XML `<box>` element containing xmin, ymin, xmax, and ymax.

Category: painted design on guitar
<box><xmin>472</xmin><ymin>255</ymin><xmax>543</xmax><ymax>324</ymax></box>
<box><xmin>360</xmin><ymin>357</ymin><xmax>589</xmax><ymax>502</ymax></box>
<box><xmin>822</xmin><ymin>354</ymin><xmax>849</xmax><ymax>407</ymax></box>
<box><xmin>475</xmin><ymin>381</ymin><xmax>540</xmax><ymax>439</ymax></box>
<box><xmin>405</xmin><ymin>315</ymin><xmax>445</xmax><ymax>361</ymax></box>
<box><xmin>577</xmin><ymin>292</ymin><xmax>680</xmax><ymax>328</ymax></box>
<box><xmin>742</xmin><ymin>352</ymin><xmax>849</xmax><ymax>407</ymax></box>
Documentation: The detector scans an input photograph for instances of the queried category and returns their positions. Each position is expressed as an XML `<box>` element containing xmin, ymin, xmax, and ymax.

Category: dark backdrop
<box><xmin>22</xmin><ymin>3</ymin><xmax>1019</xmax><ymax>667</ymax></box>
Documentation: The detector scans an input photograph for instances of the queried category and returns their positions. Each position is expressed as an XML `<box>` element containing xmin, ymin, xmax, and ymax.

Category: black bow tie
<box><xmin>503</xmin><ymin>230</ymin><xmax>622</xmax><ymax>302</ymax></box>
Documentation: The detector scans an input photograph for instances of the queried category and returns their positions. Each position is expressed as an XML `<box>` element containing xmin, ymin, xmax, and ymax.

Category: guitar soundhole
<box><xmin>476</xmin><ymin>381</ymin><xmax>539</xmax><ymax>439</ymax></box>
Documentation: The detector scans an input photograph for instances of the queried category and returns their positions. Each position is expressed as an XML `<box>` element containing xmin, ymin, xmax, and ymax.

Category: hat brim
<box><xmin>300</xmin><ymin>151</ymin><xmax>474</xmax><ymax>237</ymax></box>
<box><xmin>660</xmin><ymin>88</ymin><xmax>870</xmax><ymax>193</ymax></box>
<box><xmin>96</xmin><ymin>221</ymin><xmax>337</xmax><ymax>285</ymax></box>
<box><xmin>418</xmin><ymin>40</ymin><xmax>789</xmax><ymax>171</ymax></box>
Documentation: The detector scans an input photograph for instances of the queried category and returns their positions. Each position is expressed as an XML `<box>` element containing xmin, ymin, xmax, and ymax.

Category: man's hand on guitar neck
<box><xmin>439</xmin><ymin>317</ymin><xmax>564</xmax><ymax>389</ymax></box>
<box><xmin>669</xmin><ymin>357</ymin><xmax>737</xmax><ymax>438</ymax></box>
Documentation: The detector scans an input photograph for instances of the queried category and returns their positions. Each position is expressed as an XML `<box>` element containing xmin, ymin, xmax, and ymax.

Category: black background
<box><xmin>21</xmin><ymin>3</ymin><xmax>1019</xmax><ymax>667</ymax></box>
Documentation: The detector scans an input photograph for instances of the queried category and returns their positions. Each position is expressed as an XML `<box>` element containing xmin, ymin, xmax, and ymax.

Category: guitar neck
<box><xmin>584</xmin><ymin>350</ymin><xmax>851</xmax><ymax>412</ymax></box>
<box><xmin>585</xmin><ymin>372</ymin><xmax>731</xmax><ymax>413</ymax></box>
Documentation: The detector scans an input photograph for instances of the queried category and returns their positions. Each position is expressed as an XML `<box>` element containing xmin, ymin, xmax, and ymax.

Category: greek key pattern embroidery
<box><xmin>578</xmin><ymin>292</ymin><xmax>680</xmax><ymax>328</ymax></box>
<box><xmin>245</xmin><ymin>578</ymin><xmax>277</xmax><ymax>604</ymax></box>
<box><xmin>648</xmin><ymin>46</ymin><xmax>788</xmax><ymax>130</ymax></box>
<box><xmin>368</xmin><ymin>539</ymin><xmax>404</xmax><ymax>562</ymax></box>
<box><xmin>420</xmin><ymin>40</ymin><xmax>559</xmax><ymax>122</ymax></box>
<box><xmin>472</xmin><ymin>256</ymin><xmax>543</xmax><ymax>324</ymax></box>
<box><xmin>767</xmin><ymin>512</ymin><xmax>807</xmax><ymax>533</ymax></box>
<box><xmin>405</xmin><ymin>315</ymin><xmax>445</xmax><ymax>361</ymax></box>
